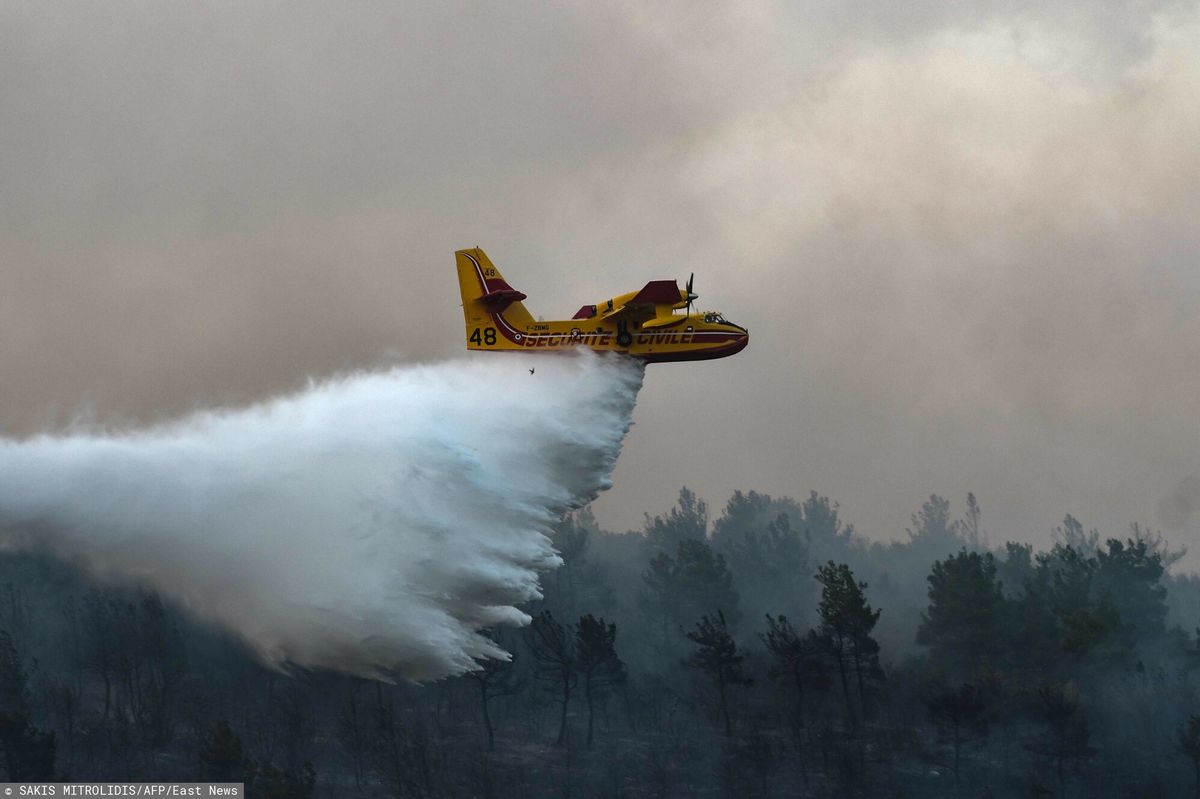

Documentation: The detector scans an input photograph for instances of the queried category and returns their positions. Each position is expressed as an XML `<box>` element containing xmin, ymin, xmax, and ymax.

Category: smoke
<box><xmin>1158</xmin><ymin>476</ymin><xmax>1200</xmax><ymax>532</ymax></box>
<box><xmin>0</xmin><ymin>351</ymin><xmax>643</xmax><ymax>680</ymax></box>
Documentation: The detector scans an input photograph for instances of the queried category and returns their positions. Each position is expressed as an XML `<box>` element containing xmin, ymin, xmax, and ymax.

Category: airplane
<box><xmin>455</xmin><ymin>247</ymin><xmax>748</xmax><ymax>363</ymax></box>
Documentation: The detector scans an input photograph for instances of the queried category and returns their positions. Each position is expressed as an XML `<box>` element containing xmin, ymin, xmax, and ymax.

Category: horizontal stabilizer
<box><xmin>480</xmin><ymin>287</ymin><xmax>528</xmax><ymax>308</ymax></box>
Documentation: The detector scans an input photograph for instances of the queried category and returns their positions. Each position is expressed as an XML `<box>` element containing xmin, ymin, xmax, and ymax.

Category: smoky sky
<box><xmin>3</xmin><ymin>2</ymin><xmax>1199</xmax><ymax>563</ymax></box>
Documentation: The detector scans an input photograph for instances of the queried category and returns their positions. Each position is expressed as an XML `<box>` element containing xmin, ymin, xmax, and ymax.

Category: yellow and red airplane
<box><xmin>455</xmin><ymin>247</ymin><xmax>748</xmax><ymax>363</ymax></box>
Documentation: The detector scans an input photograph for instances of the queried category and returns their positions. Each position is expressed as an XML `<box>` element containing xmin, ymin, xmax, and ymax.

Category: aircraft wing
<box><xmin>627</xmin><ymin>280</ymin><xmax>682</xmax><ymax>306</ymax></box>
<box><xmin>599</xmin><ymin>280</ymin><xmax>682</xmax><ymax>321</ymax></box>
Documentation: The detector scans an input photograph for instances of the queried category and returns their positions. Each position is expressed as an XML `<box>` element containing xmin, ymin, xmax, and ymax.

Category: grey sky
<box><xmin>3</xmin><ymin>2</ymin><xmax>1199</xmax><ymax>562</ymax></box>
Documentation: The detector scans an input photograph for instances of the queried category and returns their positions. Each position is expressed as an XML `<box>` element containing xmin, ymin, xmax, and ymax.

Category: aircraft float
<box><xmin>455</xmin><ymin>247</ymin><xmax>748</xmax><ymax>363</ymax></box>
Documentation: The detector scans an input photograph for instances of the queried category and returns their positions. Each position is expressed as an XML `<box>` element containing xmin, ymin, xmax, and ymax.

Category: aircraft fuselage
<box><xmin>456</xmin><ymin>247</ymin><xmax>748</xmax><ymax>364</ymax></box>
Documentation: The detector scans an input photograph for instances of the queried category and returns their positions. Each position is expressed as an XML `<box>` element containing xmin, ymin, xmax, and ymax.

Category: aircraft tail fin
<box><xmin>455</xmin><ymin>248</ymin><xmax>535</xmax><ymax>345</ymax></box>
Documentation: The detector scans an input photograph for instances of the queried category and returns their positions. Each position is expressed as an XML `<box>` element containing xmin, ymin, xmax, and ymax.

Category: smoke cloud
<box><xmin>5</xmin><ymin>1</ymin><xmax>1199</xmax><ymax>563</ymax></box>
<box><xmin>0</xmin><ymin>351</ymin><xmax>643</xmax><ymax>680</ymax></box>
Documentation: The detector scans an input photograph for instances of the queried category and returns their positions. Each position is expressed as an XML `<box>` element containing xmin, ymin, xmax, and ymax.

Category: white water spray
<box><xmin>0</xmin><ymin>352</ymin><xmax>643</xmax><ymax>680</ymax></box>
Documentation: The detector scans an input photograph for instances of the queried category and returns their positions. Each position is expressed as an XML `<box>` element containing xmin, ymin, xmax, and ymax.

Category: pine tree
<box><xmin>465</xmin><ymin>642</ymin><xmax>523</xmax><ymax>751</ymax></box>
<box><xmin>762</xmin><ymin>614</ymin><xmax>829</xmax><ymax>731</ymax></box>
<box><xmin>684</xmin><ymin>611</ymin><xmax>752</xmax><ymax>735</ymax></box>
<box><xmin>925</xmin><ymin>681</ymin><xmax>988</xmax><ymax>797</ymax></box>
<box><xmin>907</xmin><ymin>495</ymin><xmax>963</xmax><ymax>548</ymax></box>
<box><xmin>574</xmin><ymin>615</ymin><xmax>626</xmax><ymax>748</ymax></box>
<box><xmin>199</xmin><ymin>720</ymin><xmax>246</xmax><ymax>782</ymax></box>
<box><xmin>1027</xmin><ymin>683</ymin><xmax>1093</xmax><ymax>796</ymax></box>
<box><xmin>918</xmin><ymin>550</ymin><xmax>1006</xmax><ymax>676</ymax></box>
<box><xmin>816</xmin><ymin>562</ymin><xmax>882</xmax><ymax>727</ymax></box>
<box><xmin>1179</xmin><ymin>714</ymin><xmax>1200</xmax><ymax>799</ymax></box>
<box><xmin>1095</xmin><ymin>536</ymin><xmax>1168</xmax><ymax>643</ymax></box>
<box><xmin>1041</xmin><ymin>545</ymin><xmax>1120</xmax><ymax>656</ymax></box>
<box><xmin>642</xmin><ymin>538</ymin><xmax>740</xmax><ymax>651</ymax></box>
<box><xmin>548</xmin><ymin>510</ymin><xmax>593</xmax><ymax>620</ymax></box>
<box><xmin>723</xmin><ymin>514</ymin><xmax>811</xmax><ymax>624</ymax></box>
<box><xmin>527</xmin><ymin>611</ymin><xmax>576</xmax><ymax>746</ymax></box>
<box><xmin>644</xmin><ymin>487</ymin><xmax>708</xmax><ymax>553</ymax></box>
<box><xmin>964</xmin><ymin>492</ymin><xmax>983</xmax><ymax>548</ymax></box>
<box><xmin>0</xmin><ymin>630</ymin><xmax>26</xmax><ymax>713</ymax></box>
<box><xmin>0</xmin><ymin>712</ymin><xmax>55</xmax><ymax>781</ymax></box>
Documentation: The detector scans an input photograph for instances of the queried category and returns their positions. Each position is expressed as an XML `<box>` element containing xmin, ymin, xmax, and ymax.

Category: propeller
<box><xmin>685</xmin><ymin>272</ymin><xmax>697</xmax><ymax>316</ymax></box>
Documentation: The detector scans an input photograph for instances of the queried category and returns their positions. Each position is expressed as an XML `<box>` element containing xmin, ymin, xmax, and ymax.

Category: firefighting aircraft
<box><xmin>455</xmin><ymin>247</ymin><xmax>748</xmax><ymax>363</ymax></box>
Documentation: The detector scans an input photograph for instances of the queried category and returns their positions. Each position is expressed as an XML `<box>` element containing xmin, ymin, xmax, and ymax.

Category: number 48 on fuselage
<box><xmin>455</xmin><ymin>248</ymin><xmax>748</xmax><ymax>363</ymax></box>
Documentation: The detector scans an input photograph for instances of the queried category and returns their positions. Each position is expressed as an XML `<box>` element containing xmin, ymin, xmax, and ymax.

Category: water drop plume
<box><xmin>0</xmin><ymin>351</ymin><xmax>644</xmax><ymax>680</ymax></box>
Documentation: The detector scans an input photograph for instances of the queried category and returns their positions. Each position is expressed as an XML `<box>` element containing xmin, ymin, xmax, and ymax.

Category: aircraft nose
<box><xmin>729</xmin><ymin>330</ymin><xmax>749</xmax><ymax>355</ymax></box>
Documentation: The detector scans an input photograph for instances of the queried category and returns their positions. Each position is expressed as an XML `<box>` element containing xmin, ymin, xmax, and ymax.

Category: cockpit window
<box><xmin>702</xmin><ymin>312</ymin><xmax>747</xmax><ymax>333</ymax></box>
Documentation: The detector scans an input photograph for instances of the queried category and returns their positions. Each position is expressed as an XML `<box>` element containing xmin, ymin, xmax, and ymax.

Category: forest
<box><xmin>2</xmin><ymin>487</ymin><xmax>1200</xmax><ymax>798</ymax></box>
